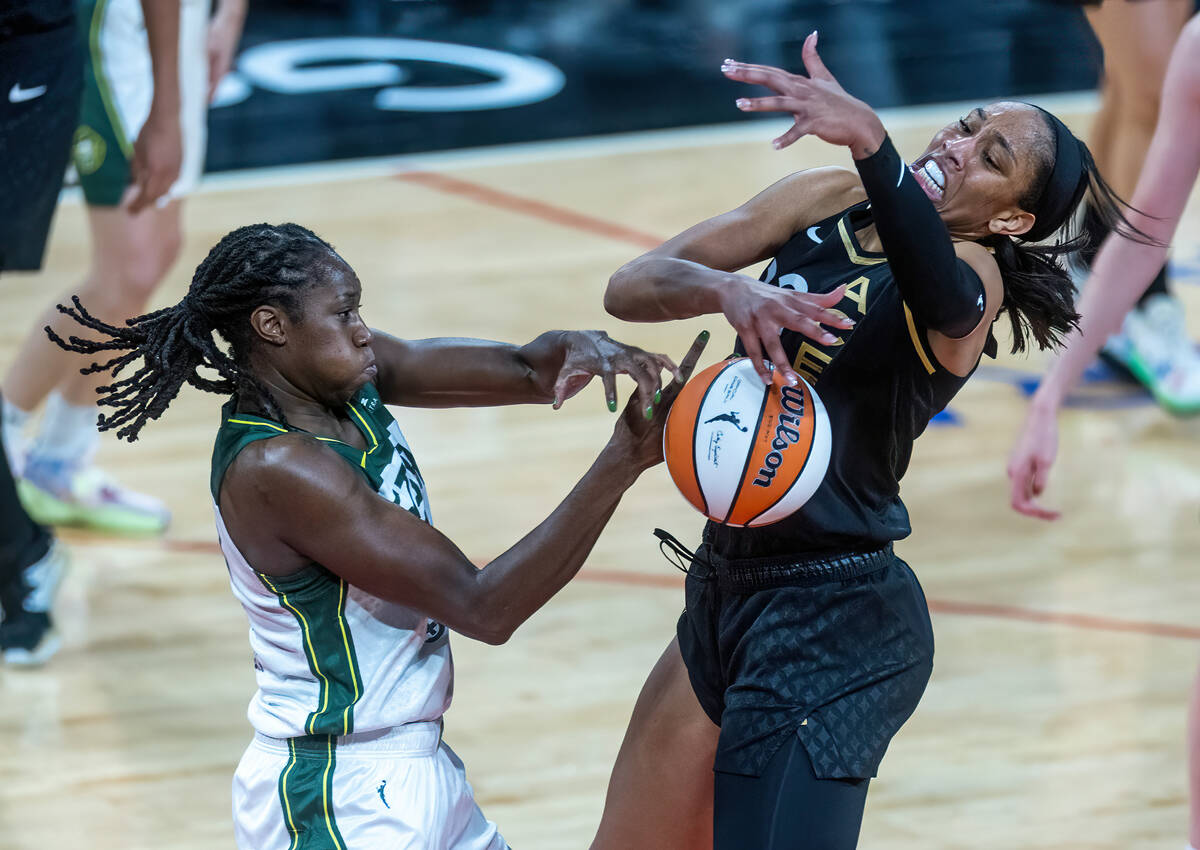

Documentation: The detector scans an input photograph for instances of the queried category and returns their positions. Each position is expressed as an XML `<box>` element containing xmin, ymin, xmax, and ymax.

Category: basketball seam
<box><xmin>748</xmin><ymin>384</ymin><xmax>816</xmax><ymax>523</ymax></box>
<box><xmin>746</xmin><ymin>382</ymin><xmax>829</xmax><ymax>526</ymax></box>
<box><xmin>721</xmin><ymin>367</ymin><xmax>772</xmax><ymax>526</ymax></box>
<box><xmin>689</xmin><ymin>361</ymin><xmax>740</xmax><ymax>518</ymax></box>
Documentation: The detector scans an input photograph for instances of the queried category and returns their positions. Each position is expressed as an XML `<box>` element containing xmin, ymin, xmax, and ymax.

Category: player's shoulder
<box><xmin>953</xmin><ymin>241</ymin><xmax>1004</xmax><ymax>317</ymax></box>
<box><xmin>752</xmin><ymin>166</ymin><xmax>867</xmax><ymax>236</ymax></box>
<box><xmin>777</xmin><ymin>166</ymin><xmax>867</xmax><ymax>208</ymax></box>
<box><xmin>226</xmin><ymin>432</ymin><xmax>359</xmax><ymax>505</ymax></box>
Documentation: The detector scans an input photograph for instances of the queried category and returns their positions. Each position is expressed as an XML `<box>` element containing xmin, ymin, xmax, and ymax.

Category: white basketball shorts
<box><xmin>233</xmin><ymin>722</ymin><xmax>508</xmax><ymax>850</ymax></box>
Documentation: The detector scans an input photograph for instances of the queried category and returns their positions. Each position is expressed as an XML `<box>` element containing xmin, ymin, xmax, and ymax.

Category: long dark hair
<box><xmin>47</xmin><ymin>223</ymin><xmax>339</xmax><ymax>442</ymax></box>
<box><xmin>984</xmin><ymin>113</ymin><xmax>1154</xmax><ymax>353</ymax></box>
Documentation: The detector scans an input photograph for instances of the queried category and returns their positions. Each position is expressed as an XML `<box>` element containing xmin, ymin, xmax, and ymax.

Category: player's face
<box><xmin>909</xmin><ymin>102</ymin><xmax>1049</xmax><ymax>239</ymax></box>
<box><xmin>285</xmin><ymin>260</ymin><xmax>376</xmax><ymax>406</ymax></box>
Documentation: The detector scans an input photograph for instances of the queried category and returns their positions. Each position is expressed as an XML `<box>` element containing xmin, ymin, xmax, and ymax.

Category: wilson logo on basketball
<box><xmin>664</xmin><ymin>358</ymin><xmax>831</xmax><ymax>527</ymax></box>
<box><xmin>752</xmin><ymin>385</ymin><xmax>807</xmax><ymax>488</ymax></box>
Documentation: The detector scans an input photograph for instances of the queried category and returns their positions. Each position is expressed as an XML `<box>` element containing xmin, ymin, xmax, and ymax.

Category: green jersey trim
<box><xmin>258</xmin><ymin>569</ymin><xmax>363</xmax><ymax>737</ymax></box>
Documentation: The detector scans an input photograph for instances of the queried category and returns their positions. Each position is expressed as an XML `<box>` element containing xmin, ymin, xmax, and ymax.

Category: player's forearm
<box><xmin>471</xmin><ymin>444</ymin><xmax>639</xmax><ymax>644</ymax></box>
<box><xmin>605</xmin><ymin>255</ymin><xmax>738</xmax><ymax>322</ymax></box>
<box><xmin>140</xmin><ymin>0</ymin><xmax>181</xmax><ymax>112</ymax></box>
<box><xmin>213</xmin><ymin>0</ymin><xmax>247</xmax><ymax>23</ymax></box>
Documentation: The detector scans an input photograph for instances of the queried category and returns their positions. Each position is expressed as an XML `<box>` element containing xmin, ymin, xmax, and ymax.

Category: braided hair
<box><xmin>47</xmin><ymin>223</ymin><xmax>339</xmax><ymax>442</ymax></box>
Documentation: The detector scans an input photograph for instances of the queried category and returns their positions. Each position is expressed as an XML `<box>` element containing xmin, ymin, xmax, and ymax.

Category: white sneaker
<box><xmin>19</xmin><ymin>457</ymin><xmax>171</xmax><ymax>535</ymax></box>
<box><xmin>1101</xmin><ymin>294</ymin><xmax>1200</xmax><ymax>416</ymax></box>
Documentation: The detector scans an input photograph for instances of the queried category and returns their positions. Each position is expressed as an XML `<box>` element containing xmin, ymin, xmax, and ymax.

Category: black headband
<box><xmin>1023</xmin><ymin>106</ymin><xmax>1085</xmax><ymax>243</ymax></box>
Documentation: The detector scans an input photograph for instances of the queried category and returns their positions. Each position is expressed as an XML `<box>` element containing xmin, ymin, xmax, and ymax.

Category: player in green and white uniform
<box><xmin>49</xmin><ymin>222</ymin><xmax>707</xmax><ymax>848</ymax></box>
<box><xmin>2</xmin><ymin>0</ymin><xmax>245</xmax><ymax>536</ymax></box>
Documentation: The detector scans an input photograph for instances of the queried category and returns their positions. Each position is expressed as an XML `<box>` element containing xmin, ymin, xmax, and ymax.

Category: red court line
<box><xmin>100</xmin><ymin>537</ymin><xmax>1194</xmax><ymax>642</ymax></box>
<box><xmin>396</xmin><ymin>170</ymin><xmax>665</xmax><ymax>250</ymax></box>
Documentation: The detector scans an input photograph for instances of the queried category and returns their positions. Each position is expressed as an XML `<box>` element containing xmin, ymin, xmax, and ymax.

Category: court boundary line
<box><xmin>58</xmin><ymin>535</ymin><xmax>1200</xmax><ymax>643</ymax></box>
<box><xmin>51</xmin><ymin>92</ymin><xmax>1098</xmax><ymax>203</ymax></box>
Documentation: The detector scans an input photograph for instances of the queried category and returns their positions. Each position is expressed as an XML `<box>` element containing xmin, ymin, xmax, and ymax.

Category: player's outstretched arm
<box><xmin>604</xmin><ymin>166</ymin><xmax>858</xmax><ymax>386</ymax></box>
<box><xmin>1008</xmin><ymin>18</ymin><xmax>1200</xmax><ymax>519</ymax></box>
<box><xmin>127</xmin><ymin>0</ymin><xmax>183</xmax><ymax>213</ymax></box>
<box><xmin>372</xmin><ymin>329</ymin><xmax>679</xmax><ymax>419</ymax></box>
<box><xmin>220</xmin><ymin>332</ymin><xmax>707</xmax><ymax>646</ymax></box>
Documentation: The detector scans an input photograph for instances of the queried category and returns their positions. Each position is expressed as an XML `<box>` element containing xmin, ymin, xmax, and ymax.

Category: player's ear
<box><xmin>988</xmin><ymin>208</ymin><xmax>1035</xmax><ymax>237</ymax></box>
<box><xmin>250</xmin><ymin>305</ymin><xmax>288</xmax><ymax>347</ymax></box>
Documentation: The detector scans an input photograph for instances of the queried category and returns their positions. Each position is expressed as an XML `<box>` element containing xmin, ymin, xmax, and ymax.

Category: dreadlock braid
<box><xmin>46</xmin><ymin>222</ymin><xmax>338</xmax><ymax>442</ymax></box>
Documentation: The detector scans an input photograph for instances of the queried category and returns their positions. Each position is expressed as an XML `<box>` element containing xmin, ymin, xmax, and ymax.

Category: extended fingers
<box><xmin>772</xmin><ymin>121</ymin><xmax>808</xmax><ymax>150</ymax></box>
<box><xmin>800</xmin><ymin>31</ymin><xmax>835</xmax><ymax>82</ymax></box>
<box><xmin>761</xmin><ymin>332</ymin><xmax>798</xmax><ymax>386</ymax></box>
<box><xmin>721</xmin><ymin>59</ymin><xmax>797</xmax><ymax>91</ymax></box>
<box><xmin>736</xmin><ymin>95</ymin><xmax>805</xmax><ymax>114</ymax></box>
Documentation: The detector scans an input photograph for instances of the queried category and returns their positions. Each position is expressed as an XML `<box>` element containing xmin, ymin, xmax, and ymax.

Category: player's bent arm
<box><xmin>220</xmin><ymin>434</ymin><xmax>642</xmax><ymax>646</ymax></box>
<box><xmin>371</xmin><ymin>329</ymin><xmax>677</xmax><ymax>416</ymax></box>
<box><xmin>926</xmin><ymin>243</ymin><xmax>1006</xmax><ymax>376</ymax></box>
<box><xmin>604</xmin><ymin>167</ymin><xmax>864</xmax><ymax>322</ymax></box>
<box><xmin>1032</xmin><ymin>24</ymin><xmax>1200</xmax><ymax>412</ymax></box>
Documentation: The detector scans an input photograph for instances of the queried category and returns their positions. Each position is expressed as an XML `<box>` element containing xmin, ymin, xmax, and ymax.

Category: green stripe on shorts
<box><xmin>278</xmin><ymin>736</ymin><xmax>348</xmax><ymax>850</ymax></box>
<box><xmin>73</xmin><ymin>0</ymin><xmax>131</xmax><ymax>205</ymax></box>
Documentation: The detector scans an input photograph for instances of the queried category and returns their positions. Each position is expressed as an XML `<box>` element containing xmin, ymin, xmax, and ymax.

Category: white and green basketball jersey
<box><xmin>210</xmin><ymin>383</ymin><xmax>453</xmax><ymax>740</ymax></box>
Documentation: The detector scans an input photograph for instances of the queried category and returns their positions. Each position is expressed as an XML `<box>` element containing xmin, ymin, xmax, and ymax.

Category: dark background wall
<box><xmin>207</xmin><ymin>0</ymin><xmax>1101</xmax><ymax>171</ymax></box>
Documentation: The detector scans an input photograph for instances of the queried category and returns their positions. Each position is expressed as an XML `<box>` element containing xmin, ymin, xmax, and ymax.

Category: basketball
<box><xmin>663</xmin><ymin>357</ymin><xmax>831</xmax><ymax>527</ymax></box>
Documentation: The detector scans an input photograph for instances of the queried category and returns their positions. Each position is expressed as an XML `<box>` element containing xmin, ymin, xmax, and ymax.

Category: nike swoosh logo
<box><xmin>9</xmin><ymin>83</ymin><xmax>47</xmax><ymax>103</ymax></box>
<box><xmin>806</xmin><ymin>226</ymin><xmax>823</xmax><ymax>243</ymax></box>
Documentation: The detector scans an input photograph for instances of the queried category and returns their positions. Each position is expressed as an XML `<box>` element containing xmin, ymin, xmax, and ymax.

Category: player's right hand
<box><xmin>718</xmin><ymin>276</ymin><xmax>848</xmax><ymax>386</ymax></box>
<box><xmin>1007</xmin><ymin>401</ymin><xmax>1061</xmax><ymax>521</ymax></box>
<box><xmin>125</xmin><ymin>105</ymin><xmax>183</xmax><ymax>214</ymax></box>
<box><xmin>610</xmin><ymin>330</ymin><xmax>708</xmax><ymax>473</ymax></box>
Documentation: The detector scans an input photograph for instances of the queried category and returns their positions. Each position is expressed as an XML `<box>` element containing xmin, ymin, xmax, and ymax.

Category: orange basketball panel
<box><xmin>726</xmin><ymin>374</ymin><xmax>817</xmax><ymax>526</ymax></box>
<box><xmin>664</xmin><ymin>359</ymin><xmax>734</xmax><ymax>517</ymax></box>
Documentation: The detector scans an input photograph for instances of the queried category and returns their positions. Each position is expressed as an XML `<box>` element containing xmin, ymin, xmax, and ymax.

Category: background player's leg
<box><xmin>3</xmin><ymin>201</ymin><xmax>182</xmax><ymax>533</ymax></box>
<box><xmin>1081</xmin><ymin>0</ymin><xmax>1200</xmax><ymax>414</ymax></box>
<box><xmin>591</xmin><ymin>638</ymin><xmax>717</xmax><ymax>850</ymax></box>
<box><xmin>713</xmin><ymin>735</ymin><xmax>870</xmax><ymax>850</ymax></box>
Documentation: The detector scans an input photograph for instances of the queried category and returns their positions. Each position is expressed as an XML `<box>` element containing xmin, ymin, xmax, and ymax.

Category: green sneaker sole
<box><xmin>17</xmin><ymin>479</ymin><xmax>169</xmax><ymax>535</ymax></box>
<box><xmin>1113</xmin><ymin>351</ymin><xmax>1200</xmax><ymax>418</ymax></box>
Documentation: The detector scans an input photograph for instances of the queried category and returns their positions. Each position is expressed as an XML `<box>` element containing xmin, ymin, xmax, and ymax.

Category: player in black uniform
<box><xmin>591</xmin><ymin>35</ymin><xmax>1146</xmax><ymax>850</ymax></box>
<box><xmin>0</xmin><ymin>0</ymin><xmax>82</xmax><ymax>664</ymax></box>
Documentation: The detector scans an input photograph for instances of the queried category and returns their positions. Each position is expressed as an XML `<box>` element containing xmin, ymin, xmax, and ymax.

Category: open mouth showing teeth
<box><xmin>910</xmin><ymin>159</ymin><xmax>945</xmax><ymax>201</ymax></box>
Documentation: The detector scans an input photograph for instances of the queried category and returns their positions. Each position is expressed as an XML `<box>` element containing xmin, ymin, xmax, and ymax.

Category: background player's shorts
<box><xmin>233</xmin><ymin>722</ymin><xmax>509</xmax><ymax>850</ymax></box>
<box><xmin>0</xmin><ymin>20</ymin><xmax>83</xmax><ymax>271</ymax></box>
<box><xmin>73</xmin><ymin>0</ymin><xmax>208</xmax><ymax>207</ymax></box>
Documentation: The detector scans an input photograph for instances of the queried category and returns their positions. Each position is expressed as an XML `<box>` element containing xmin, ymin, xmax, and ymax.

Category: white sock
<box><xmin>28</xmin><ymin>391</ymin><xmax>100</xmax><ymax>469</ymax></box>
<box><xmin>1</xmin><ymin>396</ymin><xmax>33</xmax><ymax>476</ymax></box>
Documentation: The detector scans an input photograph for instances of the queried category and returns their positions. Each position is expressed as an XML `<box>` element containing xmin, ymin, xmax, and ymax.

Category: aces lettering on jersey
<box><xmin>788</xmin><ymin>274</ymin><xmax>872</xmax><ymax>386</ymax></box>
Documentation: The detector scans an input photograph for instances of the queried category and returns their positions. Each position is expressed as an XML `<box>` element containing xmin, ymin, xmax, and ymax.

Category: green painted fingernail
<box><xmin>644</xmin><ymin>405</ymin><xmax>654</xmax><ymax>420</ymax></box>
<box><xmin>608</xmin><ymin>398</ymin><xmax>617</xmax><ymax>412</ymax></box>
<box><xmin>700</xmin><ymin>330</ymin><xmax>710</xmax><ymax>341</ymax></box>
<box><xmin>654</xmin><ymin>389</ymin><xmax>662</xmax><ymax>404</ymax></box>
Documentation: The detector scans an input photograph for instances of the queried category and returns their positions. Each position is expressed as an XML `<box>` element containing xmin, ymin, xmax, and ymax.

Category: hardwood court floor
<box><xmin>3</xmin><ymin>100</ymin><xmax>1200</xmax><ymax>849</ymax></box>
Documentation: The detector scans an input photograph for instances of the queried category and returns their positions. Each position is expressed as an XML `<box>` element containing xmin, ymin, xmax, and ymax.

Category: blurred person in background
<box><xmin>1007</xmin><ymin>14</ymin><xmax>1200</xmax><ymax>849</ymax></box>
<box><xmin>1046</xmin><ymin>0</ymin><xmax>1200</xmax><ymax>412</ymax></box>
<box><xmin>0</xmin><ymin>0</ymin><xmax>82</xmax><ymax>666</ymax></box>
<box><xmin>0</xmin><ymin>0</ymin><xmax>246</xmax><ymax>536</ymax></box>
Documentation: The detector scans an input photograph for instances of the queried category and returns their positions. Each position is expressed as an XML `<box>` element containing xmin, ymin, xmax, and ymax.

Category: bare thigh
<box><xmin>591</xmin><ymin>636</ymin><xmax>719</xmax><ymax>850</ymax></box>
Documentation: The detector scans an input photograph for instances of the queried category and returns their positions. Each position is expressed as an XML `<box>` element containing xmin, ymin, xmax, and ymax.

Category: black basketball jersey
<box><xmin>705</xmin><ymin>200</ymin><xmax>990</xmax><ymax>559</ymax></box>
<box><xmin>0</xmin><ymin>0</ymin><xmax>73</xmax><ymax>32</ymax></box>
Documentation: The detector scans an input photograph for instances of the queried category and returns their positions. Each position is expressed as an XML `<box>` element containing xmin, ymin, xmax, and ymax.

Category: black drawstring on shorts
<box><xmin>653</xmin><ymin>528</ymin><xmax>711</xmax><ymax>580</ymax></box>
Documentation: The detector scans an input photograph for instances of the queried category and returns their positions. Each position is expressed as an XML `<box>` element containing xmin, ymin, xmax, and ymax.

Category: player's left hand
<box><xmin>552</xmin><ymin>330</ymin><xmax>680</xmax><ymax>419</ymax></box>
<box><xmin>1007</xmin><ymin>401</ymin><xmax>1062</xmax><ymax>521</ymax></box>
<box><xmin>722</xmin><ymin>31</ymin><xmax>885</xmax><ymax>156</ymax></box>
<box><xmin>206</xmin><ymin>2</ymin><xmax>247</xmax><ymax>103</ymax></box>
<box><xmin>125</xmin><ymin>105</ymin><xmax>183</xmax><ymax>213</ymax></box>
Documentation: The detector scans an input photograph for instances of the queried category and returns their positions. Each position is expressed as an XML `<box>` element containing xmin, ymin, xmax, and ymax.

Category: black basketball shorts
<box><xmin>0</xmin><ymin>19</ymin><xmax>84</xmax><ymax>272</ymax></box>
<box><xmin>676</xmin><ymin>544</ymin><xmax>935</xmax><ymax>781</ymax></box>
